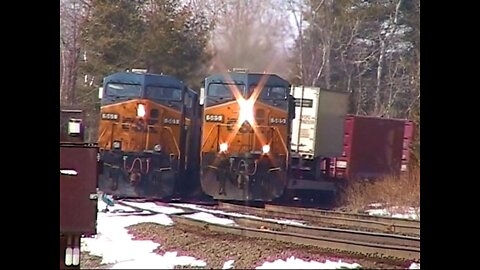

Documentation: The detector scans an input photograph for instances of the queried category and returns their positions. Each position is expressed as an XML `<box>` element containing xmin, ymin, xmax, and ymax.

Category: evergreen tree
<box><xmin>75</xmin><ymin>0</ymin><xmax>213</xmax><ymax>139</ymax></box>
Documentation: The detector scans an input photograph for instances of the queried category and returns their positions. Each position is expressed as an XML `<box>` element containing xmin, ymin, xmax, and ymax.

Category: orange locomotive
<box><xmin>200</xmin><ymin>70</ymin><xmax>295</xmax><ymax>201</ymax></box>
<box><xmin>97</xmin><ymin>70</ymin><xmax>201</xmax><ymax>199</ymax></box>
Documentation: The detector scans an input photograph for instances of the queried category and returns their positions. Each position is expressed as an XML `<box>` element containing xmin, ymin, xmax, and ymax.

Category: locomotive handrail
<box><xmin>201</xmin><ymin>124</ymin><xmax>217</xmax><ymax>150</ymax></box>
<box><xmin>147</xmin><ymin>125</ymin><xmax>181</xmax><ymax>157</ymax></box>
<box><xmin>101</xmin><ymin>122</ymin><xmax>180</xmax><ymax>156</ymax></box>
<box><xmin>201</xmin><ymin>123</ymin><xmax>231</xmax><ymax>150</ymax></box>
<box><xmin>273</xmin><ymin>127</ymin><xmax>289</xmax><ymax>157</ymax></box>
<box><xmin>97</xmin><ymin>127</ymin><xmax>108</xmax><ymax>144</ymax></box>
<box><xmin>202</xmin><ymin>124</ymin><xmax>288</xmax><ymax>167</ymax></box>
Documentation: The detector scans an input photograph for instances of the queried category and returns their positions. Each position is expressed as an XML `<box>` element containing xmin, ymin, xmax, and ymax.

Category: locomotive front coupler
<box><xmin>227</xmin><ymin>153</ymin><xmax>262</xmax><ymax>176</ymax></box>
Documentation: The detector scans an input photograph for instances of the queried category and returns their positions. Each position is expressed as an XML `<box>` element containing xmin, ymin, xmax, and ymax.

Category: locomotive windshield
<box><xmin>250</xmin><ymin>85</ymin><xmax>287</xmax><ymax>100</ymax></box>
<box><xmin>207</xmin><ymin>83</ymin><xmax>244</xmax><ymax>102</ymax></box>
<box><xmin>145</xmin><ymin>86</ymin><xmax>182</xmax><ymax>101</ymax></box>
<box><xmin>106</xmin><ymin>83</ymin><xmax>142</xmax><ymax>98</ymax></box>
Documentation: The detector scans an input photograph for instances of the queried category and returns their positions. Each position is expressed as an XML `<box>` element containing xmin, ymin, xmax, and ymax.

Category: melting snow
<box><xmin>184</xmin><ymin>212</ymin><xmax>237</xmax><ymax>226</ymax></box>
<box><xmin>120</xmin><ymin>201</ymin><xmax>185</xmax><ymax>214</ymax></box>
<box><xmin>82</xmin><ymin>201</ymin><xmax>412</xmax><ymax>269</ymax></box>
<box><xmin>82</xmin><ymin>200</ymin><xmax>206</xmax><ymax>268</ymax></box>
<box><xmin>256</xmin><ymin>256</ymin><xmax>362</xmax><ymax>269</ymax></box>
<box><xmin>365</xmin><ymin>206</ymin><xmax>420</xmax><ymax>220</ymax></box>
<box><xmin>222</xmin><ymin>259</ymin><xmax>235</xmax><ymax>269</ymax></box>
<box><xmin>171</xmin><ymin>203</ymin><xmax>306</xmax><ymax>226</ymax></box>
<box><xmin>409</xmin><ymin>262</ymin><xmax>421</xmax><ymax>269</ymax></box>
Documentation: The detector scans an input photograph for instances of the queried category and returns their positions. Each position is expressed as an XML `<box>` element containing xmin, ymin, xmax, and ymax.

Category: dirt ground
<box><xmin>124</xmin><ymin>222</ymin><xmax>413</xmax><ymax>269</ymax></box>
<box><xmin>80</xmin><ymin>251</ymin><xmax>112</xmax><ymax>269</ymax></box>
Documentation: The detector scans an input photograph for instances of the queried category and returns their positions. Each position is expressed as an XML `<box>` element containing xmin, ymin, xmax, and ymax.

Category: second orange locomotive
<box><xmin>200</xmin><ymin>71</ymin><xmax>295</xmax><ymax>201</ymax></box>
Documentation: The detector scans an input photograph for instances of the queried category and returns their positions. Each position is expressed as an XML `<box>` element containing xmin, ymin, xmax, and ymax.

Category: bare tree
<box><xmin>373</xmin><ymin>0</ymin><xmax>403</xmax><ymax>115</ymax></box>
<box><xmin>60</xmin><ymin>0</ymin><xmax>91</xmax><ymax>106</ymax></box>
<box><xmin>203</xmin><ymin>0</ymin><xmax>292</xmax><ymax>77</ymax></box>
<box><xmin>287</xmin><ymin>0</ymin><xmax>306</xmax><ymax>84</ymax></box>
<box><xmin>288</xmin><ymin>0</ymin><xmax>353</xmax><ymax>89</ymax></box>
<box><xmin>288</xmin><ymin>0</ymin><xmax>418</xmax><ymax>119</ymax></box>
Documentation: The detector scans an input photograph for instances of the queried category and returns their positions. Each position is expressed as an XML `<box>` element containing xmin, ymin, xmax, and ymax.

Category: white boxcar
<box><xmin>290</xmin><ymin>86</ymin><xmax>350</xmax><ymax>159</ymax></box>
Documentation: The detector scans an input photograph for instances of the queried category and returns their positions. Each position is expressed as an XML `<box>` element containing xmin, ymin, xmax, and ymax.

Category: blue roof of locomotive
<box><xmin>205</xmin><ymin>72</ymin><xmax>290</xmax><ymax>86</ymax></box>
<box><xmin>103</xmin><ymin>72</ymin><xmax>184</xmax><ymax>88</ymax></box>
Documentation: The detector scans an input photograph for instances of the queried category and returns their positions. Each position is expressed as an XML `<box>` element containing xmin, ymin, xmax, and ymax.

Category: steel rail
<box><xmin>218</xmin><ymin>202</ymin><xmax>420</xmax><ymax>235</ymax></box>
<box><xmin>171</xmin><ymin>215</ymin><xmax>420</xmax><ymax>260</ymax></box>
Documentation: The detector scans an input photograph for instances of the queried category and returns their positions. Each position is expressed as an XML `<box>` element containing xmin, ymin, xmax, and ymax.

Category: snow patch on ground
<box><xmin>365</xmin><ymin>205</ymin><xmax>420</xmax><ymax>220</ymax></box>
<box><xmin>409</xmin><ymin>262</ymin><xmax>421</xmax><ymax>269</ymax></box>
<box><xmin>184</xmin><ymin>212</ymin><xmax>238</xmax><ymax>226</ymax></box>
<box><xmin>171</xmin><ymin>203</ymin><xmax>306</xmax><ymax>226</ymax></box>
<box><xmin>81</xmin><ymin>200</ymin><xmax>206</xmax><ymax>268</ymax></box>
<box><xmin>256</xmin><ymin>256</ymin><xmax>362</xmax><ymax>269</ymax></box>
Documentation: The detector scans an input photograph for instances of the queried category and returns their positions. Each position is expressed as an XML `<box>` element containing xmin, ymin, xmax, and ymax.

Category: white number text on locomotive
<box><xmin>101</xmin><ymin>113</ymin><xmax>119</xmax><ymax>120</ymax></box>
<box><xmin>163</xmin><ymin>118</ymin><xmax>180</xmax><ymax>125</ymax></box>
<box><xmin>205</xmin><ymin>114</ymin><xmax>224</xmax><ymax>122</ymax></box>
<box><xmin>269</xmin><ymin>117</ymin><xmax>287</xmax><ymax>124</ymax></box>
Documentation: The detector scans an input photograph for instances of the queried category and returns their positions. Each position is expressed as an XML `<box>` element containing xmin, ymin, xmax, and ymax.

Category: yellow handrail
<box><xmin>157</xmin><ymin>125</ymin><xmax>181</xmax><ymax>157</ymax></box>
<box><xmin>106</xmin><ymin>122</ymin><xmax>180</xmax><ymax>156</ymax></box>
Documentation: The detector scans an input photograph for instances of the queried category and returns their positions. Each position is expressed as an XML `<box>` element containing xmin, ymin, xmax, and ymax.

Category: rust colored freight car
<box><xmin>60</xmin><ymin>108</ymin><xmax>99</xmax><ymax>269</ymax></box>
<box><xmin>332</xmin><ymin>115</ymin><xmax>414</xmax><ymax>180</ymax></box>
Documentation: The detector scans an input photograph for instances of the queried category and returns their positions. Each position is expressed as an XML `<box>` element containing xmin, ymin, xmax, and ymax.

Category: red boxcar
<box><xmin>332</xmin><ymin>115</ymin><xmax>414</xmax><ymax>180</ymax></box>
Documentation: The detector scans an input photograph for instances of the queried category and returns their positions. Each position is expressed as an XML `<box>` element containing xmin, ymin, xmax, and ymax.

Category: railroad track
<box><xmin>218</xmin><ymin>202</ymin><xmax>420</xmax><ymax>236</ymax></box>
<box><xmin>171</xmin><ymin>215</ymin><xmax>420</xmax><ymax>261</ymax></box>
<box><xmin>116</xmin><ymin>200</ymin><xmax>420</xmax><ymax>261</ymax></box>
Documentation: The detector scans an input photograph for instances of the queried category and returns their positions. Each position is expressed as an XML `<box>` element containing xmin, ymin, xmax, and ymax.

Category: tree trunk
<box><xmin>374</xmin><ymin>37</ymin><xmax>385</xmax><ymax>115</ymax></box>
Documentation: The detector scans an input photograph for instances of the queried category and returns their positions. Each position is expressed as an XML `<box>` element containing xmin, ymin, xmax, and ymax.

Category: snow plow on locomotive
<box><xmin>97</xmin><ymin>70</ymin><xmax>202</xmax><ymax>200</ymax></box>
<box><xmin>200</xmin><ymin>70</ymin><xmax>296</xmax><ymax>201</ymax></box>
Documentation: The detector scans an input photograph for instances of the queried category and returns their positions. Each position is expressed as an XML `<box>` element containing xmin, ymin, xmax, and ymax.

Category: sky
<box><xmin>81</xmin><ymin>199</ymin><xmax>420</xmax><ymax>269</ymax></box>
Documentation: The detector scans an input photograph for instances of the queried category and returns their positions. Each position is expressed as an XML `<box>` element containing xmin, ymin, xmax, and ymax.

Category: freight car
<box><xmin>60</xmin><ymin>108</ymin><xmax>99</xmax><ymax>269</ymax></box>
<box><xmin>97</xmin><ymin>70</ymin><xmax>202</xmax><ymax>199</ymax></box>
<box><xmin>200</xmin><ymin>69</ymin><xmax>296</xmax><ymax>201</ymax></box>
<box><xmin>330</xmin><ymin>114</ymin><xmax>415</xmax><ymax>180</ymax></box>
<box><xmin>287</xmin><ymin>86</ymin><xmax>350</xmax><ymax>198</ymax></box>
<box><xmin>286</xmin><ymin>87</ymin><xmax>415</xmax><ymax>202</ymax></box>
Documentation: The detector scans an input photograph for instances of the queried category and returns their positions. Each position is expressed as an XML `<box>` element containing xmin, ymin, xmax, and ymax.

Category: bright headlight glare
<box><xmin>154</xmin><ymin>144</ymin><xmax>162</xmax><ymax>152</ymax></box>
<box><xmin>112</xmin><ymin>141</ymin><xmax>121</xmax><ymax>149</ymax></box>
<box><xmin>137</xmin><ymin>104</ymin><xmax>146</xmax><ymax>117</ymax></box>
<box><xmin>219</xmin><ymin>143</ymin><xmax>228</xmax><ymax>153</ymax></box>
<box><xmin>262</xmin><ymin>144</ymin><xmax>270</xmax><ymax>154</ymax></box>
<box><xmin>238</xmin><ymin>98</ymin><xmax>255</xmax><ymax>124</ymax></box>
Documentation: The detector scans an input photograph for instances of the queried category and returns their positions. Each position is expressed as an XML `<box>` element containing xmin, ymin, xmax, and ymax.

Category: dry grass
<box><xmin>337</xmin><ymin>168</ymin><xmax>420</xmax><ymax>214</ymax></box>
